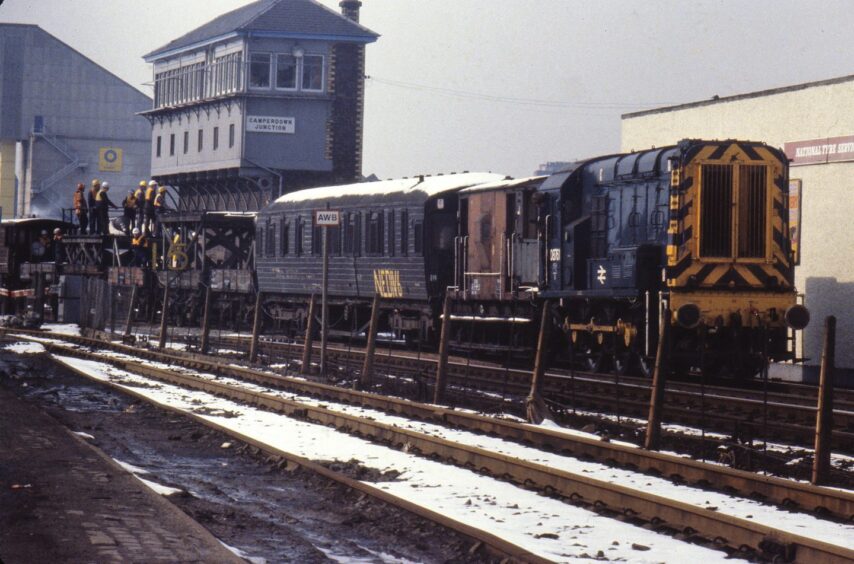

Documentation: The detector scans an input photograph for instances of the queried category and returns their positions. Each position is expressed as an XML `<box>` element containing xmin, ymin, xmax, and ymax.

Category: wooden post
<box><xmin>360</xmin><ymin>294</ymin><xmax>381</xmax><ymax>388</ymax></box>
<box><xmin>123</xmin><ymin>285</ymin><xmax>137</xmax><ymax>337</ymax></box>
<box><xmin>301</xmin><ymin>294</ymin><xmax>317</xmax><ymax>374</ymax></box>
<box><xmin>433</xmin><ymin>294</ymin><xmax>452</xmax><ymax>404</ymax></box>
<box><xmin>644</xmin><ymin>306</ymin><xmax>670</xmax><ymax>450</ymax></box>
<box><xmin>812</xmin><ymin>316</ymin><xmax>836</xmax><ymax>485</ymax></box>
<box><xmin>158</xmin><ymin>275</ymin><xmax>170</xmax><ymax>350</ymax></box>
<box><xmin>249</xmin><ymin>291</ymin><xmax>264</xmax><ymax>363</ymax></box>
<box><xmin>526</xmin><ymin>301</ymin><xmax>552</xmax><ymax>423</ymax></box>
<box><xmin>33</xmin><ymin>272</ymin><xmax>45</xmax><ymax>323</ymax></box>
<box><xmin>199</xmin><ymin>285</ymin><xmax>213</xmax><ymax>354</ymax></box>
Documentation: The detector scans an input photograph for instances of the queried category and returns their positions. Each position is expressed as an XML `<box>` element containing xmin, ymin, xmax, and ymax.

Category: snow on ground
<box><xmin>54</xmin><ymin>354</ymin><xmax>732</xmax><ymax>563</ymax></box>
<box><xmin>114</xmin><ymin>458</ymin><xmax>183</xmax><ymax>496</ymax></box>
<box><xmin>220</xmin><ymin>541</ymin><xmax>268</xmax><ymax>564</ymax></box>
<box><xmin>41</xmin><ymin>324</ymin><xmax>81</xmax><ymax>336</ymax></box>
<box><xmin>3</xmin><ymin>341</ymin><xmax>46</xmax><ymax>354</ymax></box>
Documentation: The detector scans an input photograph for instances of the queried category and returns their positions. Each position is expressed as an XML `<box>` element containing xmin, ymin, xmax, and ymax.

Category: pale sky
<box><xmin>1</xmin><ymin>0</ymin><xmax>853</xmax><ymax>179</ymax></box>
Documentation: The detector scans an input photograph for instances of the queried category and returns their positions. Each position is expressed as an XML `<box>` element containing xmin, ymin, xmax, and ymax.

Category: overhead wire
<box><xmin>366</xmin><ymin>76</ymin><xmax>678</xmax><ymax>111</ymax></box>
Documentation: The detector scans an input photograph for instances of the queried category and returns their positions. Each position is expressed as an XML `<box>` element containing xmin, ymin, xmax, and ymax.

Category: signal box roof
<box><xmin>145</xmin><ymin>0</ymin><xmax>378</xmax><ymax>61</ymax></box>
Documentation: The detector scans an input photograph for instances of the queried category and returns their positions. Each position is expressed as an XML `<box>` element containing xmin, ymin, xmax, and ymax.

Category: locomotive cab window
<box><xmin>280</xmin><ymin>218</ymin><xmax>289</xmax><ymax>256</ymax></box>
<box><xmin>699</xmin><ymin>163</ymin><xmax>769</xmax><ymax>260</ymax></box>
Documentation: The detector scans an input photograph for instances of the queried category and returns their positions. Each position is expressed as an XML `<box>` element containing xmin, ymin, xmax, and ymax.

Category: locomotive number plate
<box><xmin>549</xmin><ymin>248</ymin><xmax>561</xmax><ymax>261</ymax></box>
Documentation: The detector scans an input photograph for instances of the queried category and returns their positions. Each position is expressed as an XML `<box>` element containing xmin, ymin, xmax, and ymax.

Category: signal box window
<box><xmin>183</xmin><ymin>131</ymin><xmax>189</xmax><ymax>154</ymax></box>
<box><xmin>156</xmin><ymin>136</ymin><xmax>162</xmax><ymax>158</ymax></box>
<box><xmin>276</xmin><ymin>54</ymin><xmax>297</xmax><ymax>90</ymax></box>
<box><xmin>249</xmin><ymin>53</ymin><xmax>271</xmax><ymax>89</ymax></box>
<box><xmin>213</xmin><ymin>127</ymin><xmax>219</xmax><ymax>151</ymax></box>
<box><xmin>302</xmin><ymin>55</ymin><xmax>324</xmax><ymax>92</ymax></box>
<box><xmin>197</xmin><ymin>129</ymin><xmax>203</xmax><ymax>152</ymax></box>
<box><xmin>229</xmin><ymin>124</ymin><xmax>235</xmax><ymax>148</ymax></box>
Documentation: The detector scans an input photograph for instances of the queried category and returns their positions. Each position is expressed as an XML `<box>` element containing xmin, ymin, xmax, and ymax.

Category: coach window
<box><xmin>266</xmin><ymin>219</ymin><xmax>275</xmax><ymax>257</ymax></box>
<box><xmin>276</xmin><ymin>54</ymin><xmax>297</xmax><ymax>90</ymax></box>
<box><xmin>366</xmin><ymin>211</ymin><xmax>384</xmax><ymax>255</ymax></box>
<box><xmin>342</xmin><ymin>213</ymin><xmax>353</xmax><ymax>255</ymax></box>
<box><xmin>257</xmin><ymin>227</ymin><xmax>264</xmax><ymax>257</ymax></box>
<box><xmin>387</xmin><ymin>210</ymin><xmax>395</xmax><ymax>257</ymax></box>
<box><xmin>400</xmin><ymin>210</ymin><xmax>409</xmax><ymax>256</ymax></box>
<box><xmin>301</xmin><ymin>55</ymin><xmax>324</xmax><ymax>92</ymax></box>
<box><xmin>295</xmin><ymin>217</ymin><xmax>304</xmax><ymax>256</ymax></box>
<box><xmin>413</xmin><ymin>220</ymin><xmax>423</xmax><ymax>255</ymax></box>
<box><xmin>249</xmin><ymin>53</ymin><xmax>271</xmax><ymax>89</ymax></box>
<box><xmin>280</xmin><ymin>218</ymin><xmax>289</xmax><ymax>256</ymax></box>
<box><xmin>354</xmin><ymin>212</ymin><xmax>362</xmax><ymax>256</ymax></box>
<box><xmin>312</xmin><ymin>220</ymin><xmax>322</xmax><ymax>256</ymax></box>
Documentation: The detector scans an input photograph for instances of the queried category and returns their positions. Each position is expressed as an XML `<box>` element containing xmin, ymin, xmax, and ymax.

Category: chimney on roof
<box><xmin>339</xmin><ymin>0</ymin><xmax>362</xmax><ymax>22</ymax></box>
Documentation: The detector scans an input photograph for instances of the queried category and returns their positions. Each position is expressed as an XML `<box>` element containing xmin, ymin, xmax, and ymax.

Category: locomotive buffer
<box><xmin>315</xmin><ymin>209</ymin><xmax>341</xmax><ymax>376</ymax></box>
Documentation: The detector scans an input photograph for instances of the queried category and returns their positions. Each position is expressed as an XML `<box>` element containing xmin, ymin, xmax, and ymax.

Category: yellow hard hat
<box><xmin>157</xmin><ymin>186</ymin><xmax>167</xmax><ymax>193</ymax></box>
<box><xmin>91</xmin><ymin>179</ymin><xmax>100</xmax><ymax>186</ymax></box>
<box><xmin>139</xmin><ymin>180</ymin><xmax>147</xmax><ymax>187</ymax></box>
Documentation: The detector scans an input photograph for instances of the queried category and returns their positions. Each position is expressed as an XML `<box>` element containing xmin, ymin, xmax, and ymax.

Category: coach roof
<box><xmin>270</xmin><ymin>172</ymin><xmax>507</xmax><ymax>208</ymax></box>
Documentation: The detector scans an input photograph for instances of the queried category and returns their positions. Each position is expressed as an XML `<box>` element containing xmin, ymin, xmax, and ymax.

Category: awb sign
<box><xmin>315</xmin><ymin>210</ymin><xmax>340</xmax><ymax>226</ymax></box>
<box><xmin>246</xmin><ymin>115</ymin><xmax>295</xmax><ymax>134</ymax></box>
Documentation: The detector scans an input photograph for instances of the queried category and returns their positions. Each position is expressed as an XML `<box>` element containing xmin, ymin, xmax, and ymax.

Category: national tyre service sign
<box><xmin>247</xmin><ymin>115</ymin><xmax>295</xmax><ymax>134</ymax></box>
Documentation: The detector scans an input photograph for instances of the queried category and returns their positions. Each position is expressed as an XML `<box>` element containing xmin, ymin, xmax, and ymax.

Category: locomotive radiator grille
<box><xmin>666</xmin><ymin>142</ymin><xmax>793</xmax><ymax>290</ymax></box>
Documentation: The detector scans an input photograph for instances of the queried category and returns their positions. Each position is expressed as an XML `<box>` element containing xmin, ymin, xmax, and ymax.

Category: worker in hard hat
<box><xmin>73</xmin><ymin>183</ymin><xmax>87</xmax><ymax>234</ymax></box>
<box><xmin>87</xmin><ymin>179</ymin><xmax>100</xmax><ymax>234</ymax></box>
<box><xmin>153</xmin><ymin>185</ymin><xmax>168</xmax><ymax>238</ymax></box>
<box><xmin>122</xmin><ymin>189</ymin><xmax>137</xmax><ymax>235</ymax></box>
<box><xmin>95</xmin><ymin>181</ymin><xmax>118</xmax><ymax>235</ymax></box>
<box><xmin>134</xmin><ymin>181</ymin><xmax>146</xmax><ymax>231</ymax></box>
<box><xmin>144</xmin><ymin>180</ymin><xmax>158</xmax><ymax>235</ymax></box>
<box><xmin>130</xmin><ymin>227</ymin><xmax>148</xmax><ymax>266</ymax></box>
<box><xmin>53</xmin><ymin>227</ymin><xmax>64</xmax><ymax>264</ymax></box>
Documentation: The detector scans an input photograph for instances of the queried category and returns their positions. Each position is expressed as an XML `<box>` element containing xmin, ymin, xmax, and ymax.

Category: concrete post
<box><xmin>158</xmin><ymin>276</ymin><xmax>170</xmax><ymax>350</ymax></box>
<box><xmin>199</xmin><ymin>285</ymin><xmax>212</xmax><ymax>354</ymax></box>
<box><xmin>526</xmin><ymin>301</ymin><xmax>552</xmax><ymax>423</ymax></box>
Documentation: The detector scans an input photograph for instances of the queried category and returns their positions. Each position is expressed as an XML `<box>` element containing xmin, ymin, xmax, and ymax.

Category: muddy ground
<box><xmin>0</xmin><ymin>345</ymin><xmax>495</xmax><ymax>564</ymax></box>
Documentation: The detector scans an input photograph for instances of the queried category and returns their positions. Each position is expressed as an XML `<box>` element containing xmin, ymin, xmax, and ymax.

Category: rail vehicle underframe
<box><xmin>445</xmin><ymin>296</ymin><xmax>539</xmax><ymax>356</ymax></box>
<box><xmin>263</xmin><ymin>293</ymin><xmax>441</xmax><ymax>345</ymax></box>
<box><xmin>554</xmin><ymin>288</ymin><xmax>799</xmax><ymax>379</ymax></box>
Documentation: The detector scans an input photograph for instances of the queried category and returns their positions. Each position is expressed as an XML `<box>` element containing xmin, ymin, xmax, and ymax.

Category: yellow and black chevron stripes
<box><xmin>666</xmin><ymin>141</ymin><xmax>793</xmax><ymax>290</ymax></box>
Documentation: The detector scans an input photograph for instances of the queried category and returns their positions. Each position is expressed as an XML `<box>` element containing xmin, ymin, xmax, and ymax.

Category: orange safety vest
<box><xmin>153</xmin><ymin>193</ymin><xmax>165</xmax><ymax>208</ymax></box>
<box><xmin>132</xmin><ymin>235</ymin><xmax>148</xmax><ymax>248</ymax></box>
<box><xmin>145</xmin><ymin>187</ymin><xmax>155</xmax><ymax>202</ymax></box>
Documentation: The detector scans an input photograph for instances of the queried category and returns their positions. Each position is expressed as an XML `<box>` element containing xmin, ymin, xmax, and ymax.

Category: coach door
<box><xmin>464</xmin><ymin>189</ymin><xmax>506</xmax><ymax>299</ymax></box>
<box><xmin>510</xmin><ymin>189</ymin><xmax>539</xmax><ymax>289</ymax></box>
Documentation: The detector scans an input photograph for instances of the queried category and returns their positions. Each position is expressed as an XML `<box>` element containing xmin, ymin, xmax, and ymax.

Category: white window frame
<box><xmin>248</xmin><ymin>52</ymin><xmax>273</xmax><ymax>90</ymax></box>
<box><xmin>274</xmin><ymin>53</ymin><xmax>298</xmax><ymax>92</ymax></box>
<box><xmin>300</xmin><ymin>54</ymin><xmax>325</xmax><ymax>93</ymax></box>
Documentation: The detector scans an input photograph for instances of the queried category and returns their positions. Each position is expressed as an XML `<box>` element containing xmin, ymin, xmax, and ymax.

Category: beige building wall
<box><xmin>0</xmin><ymin>141</ymin><xmax>16</xmax><ymax>219</ymax></box>
<box><xmin>621</xmin><ymin>77</ymin><xmax>854</xmax><ymax>374</ymax></box>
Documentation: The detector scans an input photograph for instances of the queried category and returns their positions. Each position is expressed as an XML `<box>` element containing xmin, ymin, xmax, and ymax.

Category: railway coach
<box><xmin>255</xmin><ymin>172</ymin><xmax>505</xmax><ymax>342</ymax></box>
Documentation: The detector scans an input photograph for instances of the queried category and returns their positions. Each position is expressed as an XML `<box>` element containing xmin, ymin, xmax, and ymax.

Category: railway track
<box><xmin>16</xmin><ymin>332</ymin><xmax>853</xmax><ymax>562</ymax></box>
<box><xmin>198</xmin><ymin>333</ymin><xmax>854</xmax><ymax>452</ymax></box>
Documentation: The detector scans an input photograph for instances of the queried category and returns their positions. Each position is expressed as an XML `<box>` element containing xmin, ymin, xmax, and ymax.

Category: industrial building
<box><xmin>0</xmin><ymin>24</ymin><xmax>151</xmax><ymax>219</ymax></box>
<box><xmin>621</xmin><ymin>75</ymin><xmax>854</xmax><ymax>380</ymax></box>
<box><xmin>141</xmin><ymin>0</ymin><xmax>378</xmax><ymax>212</ymax></box>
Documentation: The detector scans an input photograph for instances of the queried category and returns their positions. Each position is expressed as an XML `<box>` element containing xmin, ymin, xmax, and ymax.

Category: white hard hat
<box><xmin>132</xmin><ymin>228</ymin><xmax>140</xmax><ymax>235</ymax></box>
<box><xmin>148</xmin><ymin>180</ymin><xmax>158</xmax><ymax>187</ymax></box>
<box><xmin>102</xmin><ymin>181</ymin><xmax>110</xmax><ymax>189</ymax></box>
<box><xmin>53</xmin><ymin>228</ymin><xmax>61</xmax><ymax>234</ymax></box>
